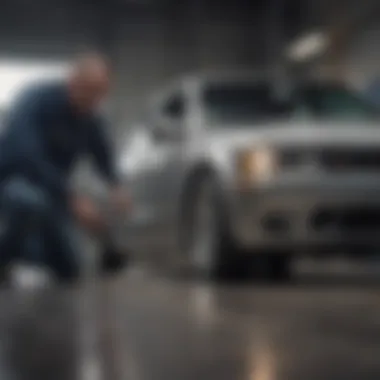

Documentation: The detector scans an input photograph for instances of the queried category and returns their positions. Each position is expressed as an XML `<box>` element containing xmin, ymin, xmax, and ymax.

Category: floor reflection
<box><xmin>0</xmin><ymin>286</ymin><xmax>79</xmax><ymax>380</ymax></box>
<box><xmin>247</xmin><ymin>340</ymin><xmax>277</xmax><ymax>380</ymax></box>
<box><xmin>189</xmin><ymin>283</ymin><xmax>219</xmax><ymax>327</ymax></box>
<box><xmin>0</xmin><ymin>261</ymin><xmax>379</xmax><ymax>380</ymax></box>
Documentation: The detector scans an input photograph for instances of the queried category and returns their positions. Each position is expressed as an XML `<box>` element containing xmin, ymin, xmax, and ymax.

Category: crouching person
<box><xmin>0</xmin><ymin>52</ymin><xmax>129</xmax><ymax>285</ymax></box>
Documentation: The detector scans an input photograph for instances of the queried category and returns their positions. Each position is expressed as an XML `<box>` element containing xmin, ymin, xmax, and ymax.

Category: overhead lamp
<box><xmin>286</xmin><ymin>31</ymin><xmax>329</xmax><ymax>63</ymax></box>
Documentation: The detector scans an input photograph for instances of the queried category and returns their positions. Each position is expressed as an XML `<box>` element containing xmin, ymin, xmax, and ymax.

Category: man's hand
<box><xmin>71</xmin><ymin>194</ymin><xmax>105</xmax><ymax>232</ymax></box>
<box><xmin>109</xmin><ymin>186</ymin><xmax>131</xmax><ymax>214</ymax></box>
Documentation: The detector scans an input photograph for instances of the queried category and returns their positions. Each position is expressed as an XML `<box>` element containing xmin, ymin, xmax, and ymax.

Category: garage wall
<box><xmin>0</xmin><ymin>1</ymin><xmax>100</xmax><ymax>58</ymax></box>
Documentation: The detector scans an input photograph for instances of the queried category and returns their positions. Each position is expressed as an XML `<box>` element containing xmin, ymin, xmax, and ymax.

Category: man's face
<box><xmin>69</xmin><ymin>69</ymin><xmax>110</xmax><ymax>113</ymax></box>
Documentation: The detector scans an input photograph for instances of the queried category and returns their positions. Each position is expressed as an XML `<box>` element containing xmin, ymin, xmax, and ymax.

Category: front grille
<box><xmin>319</xmin><ymin>148</ymin><xmax>380</xmax><ymax>171</ymax></box>
<box><xmin>281</xmin><ymin>148</ymin><xmax>380</xmax><ymax>172</ymax></box>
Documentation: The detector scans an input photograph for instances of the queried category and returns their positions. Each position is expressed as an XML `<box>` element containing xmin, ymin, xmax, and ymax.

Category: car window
<box><xmin>296</xmin><ymin>83</ymin><xmax>380</xmax><ymax>121</ymax></box>
<box><xmin>202</xmin><ymin>80</ymin><xmax>380</xmax><ymax>126</ymax></box>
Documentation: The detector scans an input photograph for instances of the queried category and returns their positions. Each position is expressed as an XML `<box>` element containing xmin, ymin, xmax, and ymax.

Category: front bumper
<box><xmin>231</xmin><ymin>174</ymin><xmax>380</xmax><ymax>250</ymax></box>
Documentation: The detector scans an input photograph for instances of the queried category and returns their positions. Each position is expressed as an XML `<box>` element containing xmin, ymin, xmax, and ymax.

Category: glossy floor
<box><xmin>0</xmin><ymin>260</ymin><xmax>380</xmax><ymax>380</ymax></box>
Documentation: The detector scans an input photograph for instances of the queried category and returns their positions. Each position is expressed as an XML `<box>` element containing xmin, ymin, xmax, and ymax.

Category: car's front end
<box><xmin>229</xmin><ymin>128</ymin><xmax>380</xmax><ymax>251</ymax></box>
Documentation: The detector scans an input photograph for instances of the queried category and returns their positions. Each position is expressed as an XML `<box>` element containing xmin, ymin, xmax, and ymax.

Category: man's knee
<box><xmin>1</xmin><ymin>177</ymin><xmax>52</xmax><ymax>218</ymax></box>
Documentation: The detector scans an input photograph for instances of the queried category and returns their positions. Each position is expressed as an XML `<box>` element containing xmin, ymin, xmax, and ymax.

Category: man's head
<box><xmin>67</xmin><ymin>52</ymin><xmax>111</xmax><ymax>113</ymax></box>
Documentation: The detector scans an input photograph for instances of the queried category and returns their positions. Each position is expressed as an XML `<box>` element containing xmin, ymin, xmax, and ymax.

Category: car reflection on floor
<box><xmin>0</xmin><ymin>258</ymin><xmax>379</xmax><ymax>380</ymax></box>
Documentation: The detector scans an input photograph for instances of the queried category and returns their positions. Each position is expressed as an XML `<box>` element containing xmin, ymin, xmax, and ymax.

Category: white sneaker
<box><xmin>10</xmin><ymin>264</ymin><xmax>54</xmax><ymax>291</ymax></box>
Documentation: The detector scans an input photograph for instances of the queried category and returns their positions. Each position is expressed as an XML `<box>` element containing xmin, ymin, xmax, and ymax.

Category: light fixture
<box><xmin>286</xmin><ymin>31</ymin><xmax>329</xmax><ymax>63</ymax></box>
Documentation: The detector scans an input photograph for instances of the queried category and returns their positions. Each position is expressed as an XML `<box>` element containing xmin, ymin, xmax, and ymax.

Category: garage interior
<box><xmin>0</xmin><ymin>0</ymin><xmax>380</xmax><ymax>379</ymax></box>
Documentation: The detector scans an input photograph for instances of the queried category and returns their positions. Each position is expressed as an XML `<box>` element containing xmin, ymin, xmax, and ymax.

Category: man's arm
<box><xmin>8</xmin><ymin>86</ymin><xmax>68</xmax><ymax>200</ymax></box>
<box><xmin>87</xmin><ymin>116</ymin><xmax>120</xmax><ymax>186</ymax></box>
<box><xmin>87</xmin><ymin>118</ymin><xmax>131</xmax><ymax>213</ymax></box>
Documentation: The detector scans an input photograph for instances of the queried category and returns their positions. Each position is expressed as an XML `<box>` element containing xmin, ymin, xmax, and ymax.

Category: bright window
<box><xmin>0</xmin><ymin>59</ymin><xmax>68</xmax><ymax>109</ymax></box>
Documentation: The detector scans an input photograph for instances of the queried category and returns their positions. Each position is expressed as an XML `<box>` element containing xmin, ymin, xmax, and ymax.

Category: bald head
<box><xmin>68</xmin><ymin>53</ymin><xmax>111</xmax><ymax>113</ymax></box>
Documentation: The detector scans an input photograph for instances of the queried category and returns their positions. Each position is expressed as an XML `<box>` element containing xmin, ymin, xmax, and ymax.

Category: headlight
<box><xmin>237</xmin><ymin>147</ymin><xmax>278</xmax><ymax>186</ymax></box>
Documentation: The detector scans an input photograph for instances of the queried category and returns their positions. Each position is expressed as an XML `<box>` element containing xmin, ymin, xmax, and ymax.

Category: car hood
<box><xmin>205</xmin><ymin>121</ymin><xmax>380</xmax><ymax>151</ymax></box>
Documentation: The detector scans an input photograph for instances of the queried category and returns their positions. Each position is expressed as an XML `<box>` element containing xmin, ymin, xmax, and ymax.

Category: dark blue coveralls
<box><xmin>0</xmin><ymin>81</ymin><xmax>119</xmax><ymax>280</ymax></box>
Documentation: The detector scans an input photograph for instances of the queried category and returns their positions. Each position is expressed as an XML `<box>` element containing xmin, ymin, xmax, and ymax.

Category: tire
<box><xmin>179</xmin><ymin>175</ymin><xmax>238</xmax><ymax>280</ymax></box>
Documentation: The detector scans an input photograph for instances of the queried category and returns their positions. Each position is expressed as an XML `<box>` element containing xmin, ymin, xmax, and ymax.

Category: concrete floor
<box><xmin>0</xmin><ymin>262</ymin><xmax>379</xmax><ymax>380</ymax></box>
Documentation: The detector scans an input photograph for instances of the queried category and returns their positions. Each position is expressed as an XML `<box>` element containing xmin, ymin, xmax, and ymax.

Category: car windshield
<box><xmin>202</xmin><ymin>82</ymin><xmax>291</xmax><ymax>125</ymax></box>
<box><xmin>202</xmin><ymin>82</ymin><xmax>379</xmax><ymax>125</ymax></box>
<box><xmin>297</xmin><ymin>83</ymin><xmax>380</xmax><ymax>121</ymax></box>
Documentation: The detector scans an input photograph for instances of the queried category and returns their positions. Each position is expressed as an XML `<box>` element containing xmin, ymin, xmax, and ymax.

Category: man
<box><xmin>0</xmin><ymin>53</ymin><xmax>129</xmax><ymax>283</ymax></box>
